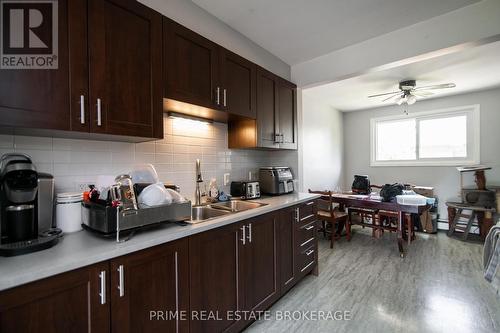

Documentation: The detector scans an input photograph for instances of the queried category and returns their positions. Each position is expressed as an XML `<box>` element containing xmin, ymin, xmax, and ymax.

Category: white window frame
<box><xmin>370</xmin><ymin>104</ymin><xmax>480</xmax><ymax>167</ymax></box>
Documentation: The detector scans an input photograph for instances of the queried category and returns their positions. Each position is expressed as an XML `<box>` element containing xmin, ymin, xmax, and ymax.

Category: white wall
<box><xmin>139</xmin><ymin>0</ymin><xmax>290</xmax><ymax>79</ymax></box>
<box><xmin>292</xmin><ymin>0</ymin><xmax>500</xmax><ymax>87</ymax></box>
<box><xmin>301</xmin><ymin>91</ymin><xmax>344</xmax><ymax>192</ymax></box>
<box><xmin>343</xmin><ymin>87</ymin><xmax>500</xmax><ymax>219</ymax></box>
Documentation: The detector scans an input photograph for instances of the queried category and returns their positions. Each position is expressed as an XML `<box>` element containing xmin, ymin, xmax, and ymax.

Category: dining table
<box><xmin>325</xmin><ymin>193</ymin><xmax>431</xmax><ymax>257</ymax></box>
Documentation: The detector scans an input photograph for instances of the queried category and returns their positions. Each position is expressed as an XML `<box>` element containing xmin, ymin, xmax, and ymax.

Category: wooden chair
<box><xmin>309</xmin><ymin>189</ymin><xmax>350</xmax><ymax>248</ymax></box>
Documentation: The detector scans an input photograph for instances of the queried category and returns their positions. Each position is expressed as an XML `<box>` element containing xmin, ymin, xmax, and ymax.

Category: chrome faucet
<box><xmin>195</xmin><ymin>159</ymin><xmax>203</xmax><ymax>206</ymax></box>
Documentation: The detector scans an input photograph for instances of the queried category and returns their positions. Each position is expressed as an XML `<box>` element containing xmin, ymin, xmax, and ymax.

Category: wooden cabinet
<box><xmin>164</xmin><ymin>18</ymin><xmax>220</xmax><ymax>110</ymax></box>
<box><xmin>0</xmin><ymin>0</ymin><xmax>79</xmax><ymax>132</ymax></box>
<box><xmin>278</xmin><ymin>206</ymin><xmax>298</xmax><ymax>294</ymax></box>
<box><xmin>110</xmin><ymin>238</ymin><xmax>189</xmax><ymax>333</ymax></box>
<box><xmin>88</xmin><ymin>0</ymin><xmax>163</xmax><ymax>138</ymax></box>
<box><xmin>219</xmin><ymin>49</ymin><xmax>257</xmax><ymax>118</ymax></box>
<box><xmin>0</xmin><ymin>0</ymin><xmax>162</xmax><ymax>139</ymax></box>
<box><xmin>277</xmin><ymin>78</ymin><xmax>298</xmax><ymax>149</ymax></box>
<box><xmin>189</xmin><ymin>222</ymin><xmax>245</xmax><ymax>333</ymax></box>
<box><xmin>0</xmin><ymin>205</ymin><xmax>315</xmax><ymax>333</ymax></box>
<box><xmin>242</xmin><ymin>213</ymin><xmax>279</xmax><ymax>312</ymax></box>
<box><xmin>0</xmin><ymin>262</ymin><xmax>110</xmax><ymax>333</ymax></box>
<box><xmin>229</xmin><ymin>67</ymin><xmax>297</xmax><ymax>150</ymax></box>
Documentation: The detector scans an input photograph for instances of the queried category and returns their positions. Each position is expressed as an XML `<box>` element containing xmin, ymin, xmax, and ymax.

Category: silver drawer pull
<box><xmin>301</xmin><ymin>214</ymin><xmax>315</xmax><ymax>221</ymax></box>
<box><xmin>306</xmin><ymin>201</ymin><xmax>315</xmax><ymax>206</ymax></box>
<box><xmin>306</xmin><ymin>249</ymin><xmax>315</xmax><ymax>256</ymax></box>
<box><xmin>79</xmin><ymin>95</ymin><xmax>85</xmax><ymax>124</ymax></box>
<box><xmin>300</xmin><ymin>237</ymin><xmax>314</xmax><ymax>247</ymax></box>
<box><xmin>96</xmin><ymin>98</ymin><xmax>102</xmax><ymax>126</ymax></box>
<box><xmin>240</xmin><ymin>225</ymin><xmax>246</xmax><ymax>245</ymax></box>
<box><xmin>300</xmin><ymin>261</ymin><xmax>315</xmax><ymax>272</ymax></box>
<box><xmin>117</xmin><ymin>264</ymin><xmax>124</xmax><ymax>297</ymax></box>
<box><xmin>295</xmin><ymin>207</ymin><xmax>300</xmax><ymax>222</ymax></box>
<box><xmin>305</xmin><ymin>225</ymin><xmax>315</xmax><ymax>231</ymax></box>
<box><xmin>99</xmin><ymin>270</ymin><xmax>106</xmax><ymax>305</ymax></box>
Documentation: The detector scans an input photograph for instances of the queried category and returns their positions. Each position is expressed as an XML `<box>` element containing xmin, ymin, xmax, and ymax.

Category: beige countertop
<box><xmin>0</xmin><ymin>192</ymin><xmax>319</xmax><ymax>291</ymax></box>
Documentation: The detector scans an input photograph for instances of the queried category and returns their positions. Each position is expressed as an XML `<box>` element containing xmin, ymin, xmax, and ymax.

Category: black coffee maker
<box><xmin>0</xmin><ymin>153</ymin><xmax>59</xmax><ymax>256</ymax></box>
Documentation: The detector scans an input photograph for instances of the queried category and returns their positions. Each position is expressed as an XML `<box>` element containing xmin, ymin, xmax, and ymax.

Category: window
<box><xmin>370</xmin><ymin>105</ymin><xmax>480</xmax><ymax>166</ymax></box>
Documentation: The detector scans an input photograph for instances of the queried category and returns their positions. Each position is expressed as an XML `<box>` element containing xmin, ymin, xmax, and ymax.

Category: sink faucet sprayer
<box><xmin>195</xmin><ymin>159</ymin><xmax>203</xmax><ymax>206</ymax></box>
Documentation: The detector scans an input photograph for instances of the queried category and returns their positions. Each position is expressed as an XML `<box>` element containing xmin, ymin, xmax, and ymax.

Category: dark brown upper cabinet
<box><xmin>88</xmin><ymin>0</ymin><xmax>163</xmax><ymax>138</ymax></box>
<box><xmin>164</xmin><ymin>18</ymin><xmax>220</xmax><ymax>110</ymax></box>
<box><xmin>0</xmin><ymin>0</ymin><xmax>163</xmax><ymax>140</ymax></box>
<box><xmin>229</xmin><ymin>67</ymin><xmax>297</xmax><ymax>150</ymax></box>
<box><xmin>277</xmin><ymin>77</ymin><xmax>298</xmax><ymax>149</ymax></box>
<box><xmin>219</xmin><ymin>49</ymin><xmax>257</xmax><ymax>119</ymax></box>
<box><xmin>0</xmin><ymin>0</ymin><xmax>75</xmax><ymax>131</ymax></box>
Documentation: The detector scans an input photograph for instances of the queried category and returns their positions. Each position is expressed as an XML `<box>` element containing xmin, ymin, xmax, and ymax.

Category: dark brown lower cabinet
<box><xmin>189</xmin><ymin>221</ymin><xmax>245</xmax><ymax>333</ymax></box>
<box><xmin>0</xmin><ymin>262</ymin><xmax>110</xmax><ymax>333</ymax></box>
<box><xmin>0</xmin><ymin>204</ymin><xmax>318</xmax><ymax>333</ymax></box>
<box><xmin>278</xmin><ymin>206</ymin><xmax>298</xmax><ymax>294</ymax></box>
<box><xmin>110</xmin><ymin>238</ymin><xmax>189</xmax><ymax>333</ymax></box>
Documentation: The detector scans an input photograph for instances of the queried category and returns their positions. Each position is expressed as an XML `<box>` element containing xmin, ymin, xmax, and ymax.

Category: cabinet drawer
<box><xmin>296</xmin><ymin>244</ymin><xmax>316</xmax><ymax>274</ymax></box>
<box><xmin>296</xmin><ymin>220</ymin><xmax>316</xmax><ymax>250</ymax></box>
<box><xmin>298</xmin><ymin>201</ymin><xmax>317</xmax><ymax>226</ymax></box>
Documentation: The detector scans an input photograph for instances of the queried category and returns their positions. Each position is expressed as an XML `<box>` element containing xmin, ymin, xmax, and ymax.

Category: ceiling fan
<box><xmin>368</xmin><ymin>80</ymin><xmax>456</xmax><ymax>105</ymax></box>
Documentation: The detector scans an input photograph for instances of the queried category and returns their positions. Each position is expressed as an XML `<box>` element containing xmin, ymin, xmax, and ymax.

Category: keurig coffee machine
<box><xmin>0</xmin><ymin>153</ymin><xmax>59</xmax><ymax>256</ymax></box>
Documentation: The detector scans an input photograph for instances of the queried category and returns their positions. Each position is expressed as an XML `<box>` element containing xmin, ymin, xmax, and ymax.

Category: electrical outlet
<box><xmin>223</xmin><ymin>173</ymin><xmax>230</xmax><ymax>186</ymax></box>
<box><xmin>248</xmin><ymin>171</ymin><xmax>253</xmax><ymax>181</ymax></box>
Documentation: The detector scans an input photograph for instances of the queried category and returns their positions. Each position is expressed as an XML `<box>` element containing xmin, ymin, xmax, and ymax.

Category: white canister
<box><xmin>56</xmin><ymin>192</ymin><xmax>83</xmax><ymax>233</ymax></box>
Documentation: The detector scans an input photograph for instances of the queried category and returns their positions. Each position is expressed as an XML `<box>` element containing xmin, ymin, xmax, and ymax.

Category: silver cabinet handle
<box><xmin>246</xmin><ymin>223</ymin><xmax>252</xmax><ymax>243</ymax></box>
<box><xmin>280</xmin><ymin>133</ymin><xmax>284</xmax><ymax>143</ymax></box>
<box><xmin>306</xmin><ymin>249</ymin><xmax>315</xmax><ymax>256</ymax></box>
<box><xmin>306</xmin><ymin>201</ymin><xmax>315</xmax><ymax>206</ymax></box>
<box><xmin>216</xmin><ymin>87</ymin><xmax>220</xmax><ymax>105</ymax></box>
<box><xmin>240</xmin><ymin>225</ymin><xmax>246</xmax><ymax>245</ymax></box>
<box><xmin>99</xmin><ymin>270</ymin><xmax>106</xmax><ymax>305</ymax></box>
<box><xmin>117</xmin><ymin>264</ymin><xmax>124</xmax><ymax>297</ymax></box>
<box><xmin>274</xmin><ymin>133</ymin><xmax>281</xmax><ymax>144</ymax></box>
<box><xmin>295</xmin><ymin>207</ymin><xmax>300</xmax><ymax>222</ymax></box>
<box><xmin>305</xmin><ymin>224</ymin><xmax>315</xmax><ymax>231</ymax></box>
<box><xmin>96</xmin><ymin>98</ymin><xmax>102</xmax><ymax>126</ymax></box>
<box><xmin>223</xmin><ymin>88</ymin><xmax>227</xmax><ymax>107</ymax></box>
<box><xmin>79</xmin><ymin>95</ymin><xmax>85</xmax><ymax>124</ymax></box>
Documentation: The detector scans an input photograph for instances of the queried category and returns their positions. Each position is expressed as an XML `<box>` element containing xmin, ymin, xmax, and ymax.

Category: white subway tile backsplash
<box><xmin>2</xmin><ymin>115</ymin><xmax>298</xmax><ymax>198</ymax></box>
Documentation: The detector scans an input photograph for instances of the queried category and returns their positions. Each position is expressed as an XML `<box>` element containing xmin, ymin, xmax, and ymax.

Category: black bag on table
<box><xmin>380</xmin><ymin>183</ymin><xmax>404</xmax><ymax>202</ymax></box>
<box><xmin>352</xmin><ymin>175</ymin><xmax>371</xmax><ymax>195</ymax></box>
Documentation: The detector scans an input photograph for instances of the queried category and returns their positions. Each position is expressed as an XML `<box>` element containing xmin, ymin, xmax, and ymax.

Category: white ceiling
<box><xmin>303</xmin><ymin>41</ymin><xmax>500</xmax><ymax>111</ymax></box>
<box><xmin>192</xmin><ymin>0</ymin><xmax>480</xmax><ymax>65</ymax></box>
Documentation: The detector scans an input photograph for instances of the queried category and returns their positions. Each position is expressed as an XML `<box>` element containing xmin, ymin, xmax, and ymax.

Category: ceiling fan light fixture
<box><xmin>407</xmin><ymin>94</ymin><xmax>417</xmax><ymax>105</ymax></box>
<box><xmin>395</xmin><ymin>96</ymin><xmax>405</xmax><ymax>105</ymax></box>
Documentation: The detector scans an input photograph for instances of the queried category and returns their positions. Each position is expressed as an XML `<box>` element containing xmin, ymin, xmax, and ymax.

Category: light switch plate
<box><xmin>223</xmin><ymin>173</ymin><xmax>230</xmax><ymax>186</ymax></box>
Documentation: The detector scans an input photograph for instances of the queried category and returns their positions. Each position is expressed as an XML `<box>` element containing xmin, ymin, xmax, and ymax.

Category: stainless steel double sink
<box><xmin>190</xmin><ymin>200</ymin><xmax>267</xmax><ymax>223</ymax></box>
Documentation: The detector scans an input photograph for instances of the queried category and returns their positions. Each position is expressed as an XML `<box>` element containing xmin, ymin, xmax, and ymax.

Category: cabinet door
<box><xmin>277</xmin><ymin>79</ymin><xmax>298</xmax><ymax>150</ymax></box>
<box><xmin>243</xmin><ymin>213</ymin><xmax>279</xmax><ymax>312</ymax></box>
<box><xmin>0</xmin><ymin>0</ymin><xmax>87</xmax><ymax>132</ymax></box>
<box><xmin>0</xmin><ymin>262</ymin><xmax>109</xmax><ymax>333</ymax></box>
<box><xmin>164</xmin><ymin>18</ymin><xmax>220</xmax><ymax>110</ymax></box>
<box><xmin>220</xmin><ymin>49</ymin><xmax>256</xmax><ymax>118</ymax></box>
<box><xmin>189</xmin><ymin>223</ymin><xmax>245</xmax><ymax>333</ymax></box>
<box><xmin>256</xmin><ymin>68</ymin><xmax>279</xmax><ymax>148</ymax></box>
<box><xmin>88</xmin><ymin>0</ymin><xmax>163</xmax><ymax>138</ymax></box>
<box><xmin>110</xmin><ymin>238</ymin><xmax>189</xmax><ymax>333</ymax></box>
<box><xmin>278</xmin><ymin>206</ymin><xmax>298</xmax><ymax>294</ymax></box>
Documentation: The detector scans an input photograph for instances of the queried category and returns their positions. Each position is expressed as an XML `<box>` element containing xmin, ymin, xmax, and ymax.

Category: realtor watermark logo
<box><xmin>1</xmin><ymin>0</ymin><xmax>58</xmax><ymax>69</ymax></box>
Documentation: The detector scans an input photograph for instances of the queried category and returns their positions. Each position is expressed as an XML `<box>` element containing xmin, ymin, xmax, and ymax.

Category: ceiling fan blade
<box><xmin>368</xmin><ymin>91</ymin><xmax>401</xmax><ymax>98</ymax></box>
<box><xmin>414</xmin><ymin>83</ymin><xmax>456</xmax><ymax>90</ymax></box>
<box><xmin>382</xmin><ymin>93</ymin><xmax>401</xmax><ymax>102</ymax></box>
<box><xmin>412</xmin><ymin>90</ymin><xmax>434</xmax><ymax>97</ymax></box>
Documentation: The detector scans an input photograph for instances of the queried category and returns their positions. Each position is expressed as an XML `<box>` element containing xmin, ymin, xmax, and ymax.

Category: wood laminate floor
<box><xmin>246</xmin><ymin>228</ymin><xmax>500</xmax><ymax>333</ymax></box>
